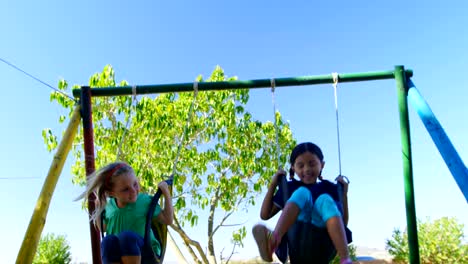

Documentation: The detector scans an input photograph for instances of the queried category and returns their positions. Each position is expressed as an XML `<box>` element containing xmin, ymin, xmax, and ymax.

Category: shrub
<box><xmin>386</xmin><ymin>217</ymin><xmax>468</xmax><ymax>263</ymax></box>
<box><xmin>33</xmin><ymin>233</ymin><xmax>72</xmax><ymax>264</ymax></box>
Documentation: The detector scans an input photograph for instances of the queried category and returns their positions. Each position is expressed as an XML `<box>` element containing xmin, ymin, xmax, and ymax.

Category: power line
<box><xmin>0</xmin><ymin>57</ymin><xmax>76</xmax><ymax>102</ymax></box>
<box><xmin>0</xmin><ymin>177</ymin><xmax>40</xmax><ymax>180</ymax></box>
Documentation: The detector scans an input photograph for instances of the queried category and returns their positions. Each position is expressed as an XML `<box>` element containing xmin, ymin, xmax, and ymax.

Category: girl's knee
<box><xmin>101</xmin><ymin>235</ymin><xmax>121</xmax><ymax>263</ymax></box>
<box><xmin>315</xmin><ymin>194</ymin><xmax>341</xmax><ymax>222</ymax></box>
<box><xmin>316</xmin><ymin>194</ymin><xmax>338</xmax><ymax>209</ymax></box>
<box><xmin>316</xmin><ymin>193</ymin><xmax>334</xmax><ymax>204</ymax></box>
<box><xmin>118</xmin><ymin>231</ymin><xmax>144</xmax><ymax>255</ymax></box>
<box><xmin>102</xmin><ymin>234</ymin><xmax>119</xmax><ymax>248</ymax></box>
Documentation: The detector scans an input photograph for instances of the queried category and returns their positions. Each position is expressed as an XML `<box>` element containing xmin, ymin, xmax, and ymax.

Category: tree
<box><xmin>386</xmin><ymin>217</ymin><xmax>468</xmax><ymax>263</ymax></box>
<box><xmin>33</xmin><ymin>233</ymin><xmax>72</xmax><ymax>264</ymax></box>
<box><xmin>44</xmin><ymin>65</ymin><xmax>296</xmax><ymax>263</ymax></box>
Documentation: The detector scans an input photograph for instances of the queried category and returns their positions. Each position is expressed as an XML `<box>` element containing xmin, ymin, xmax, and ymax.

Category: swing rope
<box><xmin>271</xmin><ymin>79</ymin><xmax>282</xmax><ymax>169</ymax></box>
<box><xmin>332</xmin><ymin>73</ymin><xmax>342</xmax><ymax>177</ymax></box>
<box><xmin>268</xmin><ymin>76</ymin><xmax>353</xmax><ymax>263</ymax></box>
<box><xmin>332</xmin><ymin>73</ymin><xmax>350</xmax><ymax>186</ymax></box>
<box><xmin>114</xmin><ymin>81</ymin><xmax>198</xmax><ymax>177</ymax></box>
<box><xmin>171</xmin><ymin>81</ymin><xmax>198</xmax><ymax>176</ymax></box>
<box><xmin>143</xmin><ymin>82</ymin><xmax>199</xmax><ymax>263</ymax></box>
<box><xmin>116</xmin><ymin>85</ymin><xmax>138</xmax><ymax>161</ymax></box>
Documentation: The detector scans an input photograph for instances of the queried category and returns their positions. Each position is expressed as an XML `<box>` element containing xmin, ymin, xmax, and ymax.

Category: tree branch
<box><xmin>171</xmin><ymin>215</ymin><xmax>209</xmax><ymax>264</ymax></box>
<box><xmin>211</xmin><ymin>197</ymin><xmax>246</xmax><ymax>237</ymax></box>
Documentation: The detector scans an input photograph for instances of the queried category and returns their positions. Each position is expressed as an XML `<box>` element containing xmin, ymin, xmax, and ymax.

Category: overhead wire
<box><xmin>0</xmin><ymin>177</ymin><xmax>40</xmax><ymax>180</ymax></box>
<box><xmin>0</xmin><ymin>57</ymin><xmax>76</xmax><ymax>102</ymax></box>
<box><xmin>0</xmin><ymin>57</ymin><xmax>75</xmax><ymax>182</ymax></box>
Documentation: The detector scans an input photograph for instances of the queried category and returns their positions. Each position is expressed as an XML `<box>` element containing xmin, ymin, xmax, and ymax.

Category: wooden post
<box><xmin>16</xmin><ymin>105</ymin><xmax>81</xmax><ymax>264</ymax></box>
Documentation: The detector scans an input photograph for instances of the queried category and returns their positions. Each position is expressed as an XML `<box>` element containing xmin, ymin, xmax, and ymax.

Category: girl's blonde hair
<box><xmin>75</xmin><ymin>161</ymin><xmax>134</xmax><ymax>231</ymax></box>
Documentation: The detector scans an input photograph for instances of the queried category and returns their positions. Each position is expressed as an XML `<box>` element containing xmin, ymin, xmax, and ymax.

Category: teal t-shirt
<box><xmin>104</xmin><ymin>193</ymin><xmax>162</xmax><ymax>255</ymax></box>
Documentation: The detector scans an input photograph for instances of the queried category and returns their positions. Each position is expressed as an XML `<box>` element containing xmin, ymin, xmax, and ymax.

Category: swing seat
<box><xmin>141</xmin><ymin>194</ymin><xmax>167</xmax><ymax>264</ymax></box>
<box><xmin>141</xmin><ymin>176</ymin><xmax>173</xmax><ymax>264</ymax></box>
<box><xmin>274</xmin><ymin>178</ymin><xmax>352</xmax><ymax>264</ymax></box>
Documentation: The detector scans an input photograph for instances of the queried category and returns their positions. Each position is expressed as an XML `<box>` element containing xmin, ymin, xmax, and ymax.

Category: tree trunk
<box><xmin>207</xmin><ymin>187</ymin><xmax>221</xmax><ymax>264</ymax></box>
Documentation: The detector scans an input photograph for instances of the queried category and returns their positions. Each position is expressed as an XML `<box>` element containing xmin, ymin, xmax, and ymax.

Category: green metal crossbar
<box><xmin>72</xmin><ymin>69</ymin><xmax>413</xmax><ymax>97</ymax></box>
<box><xmin>76</xmin><ymin>65</ymin><xmax>420</xmax><ymax>264</ymax></box>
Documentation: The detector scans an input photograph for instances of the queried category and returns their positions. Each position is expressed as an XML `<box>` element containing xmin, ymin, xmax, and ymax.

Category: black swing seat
<box><xmin>274</xmin><ymin>178</ymin><xmax>352</xmax><ymax>264</ymax></box>
<box><xmin>141</xmin><ymin>186</ymin><xmax>169</xmax><ymax>264</ymax></box>
<box><xmin>101</xmin><ymin>177</ymin><xmax>173</xmax><ymax>264</ymax></box>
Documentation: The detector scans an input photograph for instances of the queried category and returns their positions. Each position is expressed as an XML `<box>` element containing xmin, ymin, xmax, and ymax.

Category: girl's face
<box><xmin>108</xmin><ymin>172</ymin><xmax>140</xmax><ymax>208</ymax></box>
<box><xmin>292</xmin><ymin>151</ymin><xmax>325</xmax><ymax>184</ymax></box>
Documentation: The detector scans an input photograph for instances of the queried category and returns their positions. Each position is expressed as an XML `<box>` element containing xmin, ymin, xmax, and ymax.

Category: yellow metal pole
<box><xmin>16</xmin><ymin>105</ymin><xmax>81</xmax><ymax>264</ymax></box>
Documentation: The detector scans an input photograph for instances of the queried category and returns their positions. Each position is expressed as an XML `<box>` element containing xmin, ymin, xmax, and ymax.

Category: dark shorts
<box><xmin>101</xmin><ymin>231</ymin><xmax>145</xmax><ymax>263</ymax></box>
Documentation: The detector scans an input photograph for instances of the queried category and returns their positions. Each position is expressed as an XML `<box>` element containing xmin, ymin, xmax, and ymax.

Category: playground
<box><xmin>1</xmin><ymin>2</ymin><xmax>467</xmax><ymax>263</ymax></box>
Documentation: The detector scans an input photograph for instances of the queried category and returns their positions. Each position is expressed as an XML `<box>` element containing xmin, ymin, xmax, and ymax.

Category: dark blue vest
<box><xmin>272</xmin><ymin>177</ymin><xmax>352</xmax><ymax>264</ymax></box>
<box><xmin>273</xmin><ymin>178</ymin><xmax>343</xmax><ymax>212</ymax></box>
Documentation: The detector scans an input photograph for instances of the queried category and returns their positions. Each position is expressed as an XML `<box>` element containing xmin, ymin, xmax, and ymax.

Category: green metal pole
<box><xmin>72</xmin><ymin>69</ymin><xmax>413</xmax><ymax>98</ymax></box>
<box><xmin>394</xmin><ymin>65</ymin><xmax>420</xmax><ymax>264</ymax></box>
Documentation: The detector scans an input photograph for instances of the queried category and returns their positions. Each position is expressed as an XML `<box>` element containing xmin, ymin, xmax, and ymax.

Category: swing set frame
<box><xmin>17</xmin><ymin>65</ymin><xmax>468</xmax><ymax>264</ymax></box>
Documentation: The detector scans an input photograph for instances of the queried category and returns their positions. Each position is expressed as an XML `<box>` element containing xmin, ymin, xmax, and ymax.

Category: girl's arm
<box><xmin>260</xmin><ymin>169</ymin><xmax>284</xmax><ymax>220</ymax></box>
<box><xmin>156</xmin><ymin>181</ymin><xmax>174</xmax><ymax>225</ymax></box>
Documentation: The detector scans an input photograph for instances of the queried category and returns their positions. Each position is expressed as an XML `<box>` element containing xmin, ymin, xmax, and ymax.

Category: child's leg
<box><xmin>273</xmin><ymin>202</ymin><xmax>300</xmax><ymax>239</ymax></box>
<box><xmin>121</xmin><ymin>256</ymin><xmax>141</xmax><ymax>264</ymax></box>
<box><xmin>314</xmin><ymin>194</ymin><xmax>351</xmax><ymax>263</ymax></box>
<box><xmin>118</xmin><ymin>231</ymin><xmax>145</xmax><ymax>264</ymax></box>
<box><xmin>101</xmin><ymin>234</ymin><xmax>121</xmax><ymax>264</ymax></box>
<box><xmin>272</xmin><ymin>186</ymin><xmax>312</xmax><ymax>240</ymax></box>
<box><xmin>326</xmin><ymin>216</ymin><xmax>349</xmax><ymax>259</ymax></box>
<box><xmin>122</xmin><ymin>256</ymin><xmax>141</xmax><ymax>264</ymax></box>
<box><xmin>253</xmin><ymin>202</ymin><xmax>300</xmax><ymax>262</ymax></box>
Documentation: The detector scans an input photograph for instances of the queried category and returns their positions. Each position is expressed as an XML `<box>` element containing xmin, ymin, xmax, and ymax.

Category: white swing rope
<box><xmin>332</xmin><ymin>73</ymin><xmax>350</xmax><ymax>184</ymax></box>
<box><xmin>116</xmin><ymin>85</ymin><xmax>138</xmax><ymax>161</ymax></box>
<box><xmin>332</xmin><ymin>73</ymin><xmax>342</xmax><ymax>176</ymax></box>
<box><xmin>114</xmin><ymin>82</ymin><xmax>197</xmax><ymax>180</ymax></box>
<box><xmin>160</xmin><ymin>84</ymin><xmax>198</xmax><ymax>264</ymax></box>
<box><xmin>171</xmin><ymin>81</ymin><xmax>198</xmax><ymax>176</ymax></box>
<box><xmin>271</xmin><ymin>79</ymin><xmax>282</xmax><ymax>169</ymax></box>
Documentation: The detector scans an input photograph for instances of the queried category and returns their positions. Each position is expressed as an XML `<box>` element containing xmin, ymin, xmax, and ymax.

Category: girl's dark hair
<box><xmin>289</xmin><ymin>142</ymin><xmax>324</xmax><ymax>179</ymax></box>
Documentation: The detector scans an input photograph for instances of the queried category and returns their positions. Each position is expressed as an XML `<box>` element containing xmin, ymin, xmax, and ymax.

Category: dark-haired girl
<box><xmin>253</xmin><ymin>142</ymin><xmax>351</xmax><ymax>264</ymax></box>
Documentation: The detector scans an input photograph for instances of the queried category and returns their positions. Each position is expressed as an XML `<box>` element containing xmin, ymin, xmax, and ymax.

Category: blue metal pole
<box><xmin>407</xmin><ymin>80</ymin><xmax>468</xmax><ymax>203</ymax></box>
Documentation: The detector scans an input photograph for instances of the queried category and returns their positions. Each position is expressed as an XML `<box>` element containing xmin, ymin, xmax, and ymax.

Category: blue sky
<box><xmin>1</xmin><ymin>1</ymin><xmax>467</xmax><ymax>263</ymax></box>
